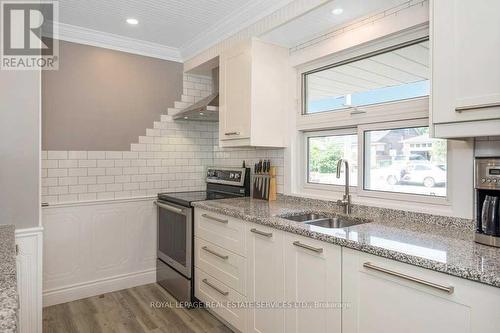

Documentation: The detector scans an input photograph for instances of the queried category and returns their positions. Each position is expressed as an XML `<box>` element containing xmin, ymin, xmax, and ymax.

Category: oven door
<box><xmin>155</xmin><ymin>200</ymin><xmax>192</xmax><ymax>279</ymax></box>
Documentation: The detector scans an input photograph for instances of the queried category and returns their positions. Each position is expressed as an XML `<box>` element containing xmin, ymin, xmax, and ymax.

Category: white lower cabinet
<box><xmin>194</xmin><ymin>208</ymin><xmax>500</xmax><ymax>333</ymax></box>
<box><xmin>284</xmin><ymin>233</ymin><xmax>342</xmax><ymax>333</ymax></box>
<box><xmin>195</xmin><ymin>267</ymin><xmax>247</xmax><ymax>331</ymax></box>
<box><xmin>246</xmin><ymin>224</ymin><xmax>285</xmax><ymax>333</ymax></box>
<box><xmin>342</xmin><ymin>248</ymin><xmax>500</xmax><ymax>333</ymax></box>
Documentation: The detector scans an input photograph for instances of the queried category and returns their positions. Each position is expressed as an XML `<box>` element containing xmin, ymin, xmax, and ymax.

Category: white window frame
<box><xmin>356</xmin><ymin>119</ymin><xmax>450</xmax><ymax>205</ymax></box>
<box><xmin>301</xmin><ymin>128</ymin><xmax>358</xmax><ymax>194</ymax></box>
<box><xmin>293</xmin><ymin>33</ymin><xmax>455</xmax><ymax>208</ymax></box>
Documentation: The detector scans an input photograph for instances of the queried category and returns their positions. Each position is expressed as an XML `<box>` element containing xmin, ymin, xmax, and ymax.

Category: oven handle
<box><xmin>154</xmin><ymin>201</ymin><xmax>186</xmax><ymax>215</ymax></box>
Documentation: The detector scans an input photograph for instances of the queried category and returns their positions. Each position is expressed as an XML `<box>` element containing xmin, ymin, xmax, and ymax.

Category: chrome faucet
<box><xmin>336</xmin><ymin>159</ymin><xmax>352</xmax><ymax>214</ymax></box>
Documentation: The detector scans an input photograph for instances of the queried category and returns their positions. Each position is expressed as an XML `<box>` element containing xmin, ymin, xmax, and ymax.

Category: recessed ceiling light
<box><xmin>126</xmin><ymin>18</ymin><xmax>139</xmax><ymax>25</ymax></box>
<box><xmin>199</xmin><ymin>112</ymin><xmax>204</xmax><ymax>115</ymax></box>
<box><xmin>331</xmin><ymin>8</ymin><xmax>343</xmax><ymax>15</ymax></box>
<box><xmin>184</xmin><ymin>116</ymin><xmax>188</xmax><ymax>119</ymax></box>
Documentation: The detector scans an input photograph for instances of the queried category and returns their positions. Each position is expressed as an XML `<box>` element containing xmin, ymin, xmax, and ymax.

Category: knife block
<box><xmin>268</xmin><ymin>166</ymin><xmax>277</xmax><ymax>201</ymax></box>
<box><xmin>252</xmin><ymin>167</ymin><xmax>277</xmax><ymax>201</ymax></box>
<box><xmin>252</xmin><ymin>174</ymin><xmax>269</xmax><ymax>200</ymax></box>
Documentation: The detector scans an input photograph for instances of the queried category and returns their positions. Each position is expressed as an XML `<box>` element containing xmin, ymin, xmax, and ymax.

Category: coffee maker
<box><xmin>475</xmin><ymin>157</ymin><xmax>500</xmax><ymax>247</ymax></box>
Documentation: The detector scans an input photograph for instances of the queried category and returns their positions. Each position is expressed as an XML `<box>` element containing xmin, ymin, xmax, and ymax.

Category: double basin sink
<box><xmin>280</xmin><ymin>212</ymin><xmax>372</xmax><ymax>229</ymax></box>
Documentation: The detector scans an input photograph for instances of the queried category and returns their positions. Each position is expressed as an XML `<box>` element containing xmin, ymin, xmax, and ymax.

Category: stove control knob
<box><xmin>487</xmin><ymin>178</ymin><xmax>492</xmax><ymax>183</ymax></box>
<box><xmin>234</xmin><ymin>173</ymin><xmax>240</xmax><ymax>179</ymax></box>
<box><xmin>229</xmin><ymin>173</ymin><xmax>234</xmax><ymax>179</ymax></box>
<box><xmin>481</xmin><ymin>178</ymin><xmax>486</xmax><ymax>183</ymax></box>
<box><xmin>493</xmin><ymin>179</ymin><xmax>498</xmax><ymax>183</ymax></box>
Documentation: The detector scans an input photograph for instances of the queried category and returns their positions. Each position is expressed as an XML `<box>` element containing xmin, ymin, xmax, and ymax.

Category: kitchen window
<box><xmin>363</xmin><ymin>126</ymin><xmax>447</xmax><ymax>197</ymax></box>
<box><xmin>303</xmin><ymin>39</ymin><xmax>429</xmax><ymax>115</ymax></box>
<box><xmin>307</xmin><ymin>131</ymin><xmax>358</xmax><ymax>186</ymax></box>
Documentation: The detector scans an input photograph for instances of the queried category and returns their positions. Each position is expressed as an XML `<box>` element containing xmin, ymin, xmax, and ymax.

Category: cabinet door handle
<box><xmin>293</xmin><ymin>241</ymin><xmax>323</xmax><ymax>253</ymax></box>
<box><xmin>455</xmin><ymin>102</ymin><xmax>500</xmax><ymax>112</ymax></box>
<box><xmin>202</xmin><ymin>278</ymin><xmax>229</xmax><ymax>296</ymax></box>
<box><xmin>250</xmin><ymin>228</ymin><xmax>273</xmax><ymax>238</ymax></box>
<box><xmin>224</xmin><ymin>131</ymin><xmax>240</xmax><ymax>136</ymax></box>
<box><xmin>202</xmin><ymin>214</ymin><xmax>228</xmax><ymax>224</ymax></box>
<box><xmin>363</xmin><ymin>262</ymin><xmax>454</xmax><ymax>294</ymax></box>
<box><xmin>202</xmin><ymin>246</ymin><xmax>229</xmax><ymax>260</ymax></box>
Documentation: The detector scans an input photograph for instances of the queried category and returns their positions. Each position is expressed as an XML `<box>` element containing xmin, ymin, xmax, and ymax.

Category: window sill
<box><xmin>293</xmin><ymin>186</ymin><xmax>456</xmax><ymax>218</ymax></box>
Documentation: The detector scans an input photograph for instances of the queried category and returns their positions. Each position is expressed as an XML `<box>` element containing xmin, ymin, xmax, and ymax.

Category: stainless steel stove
<box><xmin>155</xmin><ymin>167</ymin><xmax>250</xmax><ymax>303</ymax></box>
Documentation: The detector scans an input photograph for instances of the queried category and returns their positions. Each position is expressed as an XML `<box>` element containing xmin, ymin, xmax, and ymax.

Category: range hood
<box><xmin>172</xmin><ymin>92</ymin><xmax>219</xmax><ymax>122</ymax></box>
<box><xmin>173</xmin><ymin>66</ymin><xmax>219</xmax><ymax>122</ymax></box>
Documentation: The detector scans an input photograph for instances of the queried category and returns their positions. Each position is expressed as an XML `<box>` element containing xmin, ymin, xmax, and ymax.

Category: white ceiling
<box><xmin>55</xmin><ymin>0</ymin><xmax>293</xmax><ymax>60</ymax></box>
<box><xmin>261</xmin><ymin>0</ymin><xmax>408</xmax><ymax>48</ymax></box>
<box><xmin>308</xmin><ymin>41</ymin><xmax>429</xmax><ymax>100</ymax></box>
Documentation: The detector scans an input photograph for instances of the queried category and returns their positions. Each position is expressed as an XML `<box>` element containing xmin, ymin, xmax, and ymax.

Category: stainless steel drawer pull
<box><xmin>293</xmin><ymin>241</ymin><xmax>323</xmax><ymax>253</ymax></box>
<box><xmin>455</xmin><ymin>102</ymin><xmax>500</xmax><ymax>112</ymax></box>
<box><xmin>363</xmin><ymin>262</ymin><xmax>454</xmax><ymax>294</ymax></box>
<box><xmin>202</xmin><ymin>246</ymin><xmax>229</xmax><ymax>260</ymax></box>
<box><xmin>202</xmin><ymin>278</ymin><xmax>229</xmax><ymax>296</ymax></box>
<box><xmin>202</xmin><ymin>214</ymin><xmax>228</xmax><ymax>224</ymax></box>
<box><xmin>224</xmin><ymin>131</ymin><xmax>240</xmax><ymax>136</ymax></box>
<box><xmin>250</xmin><ymin>228</ymin><xmax>273</xmax><ymax>238</ymax></box>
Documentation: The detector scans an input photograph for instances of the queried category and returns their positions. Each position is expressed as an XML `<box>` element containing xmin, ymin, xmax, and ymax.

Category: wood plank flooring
<box><xmin>43</xmin><ymin>283</ymin><xmax>232</xmax><ymax>333</ymax></box>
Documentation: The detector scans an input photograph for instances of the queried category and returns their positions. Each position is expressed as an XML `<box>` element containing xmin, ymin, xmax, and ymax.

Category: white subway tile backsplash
<box><xmin>87</xmin><ymin>151</ymin><xmax>106</xmax><ymax>159</ymax></box>
<box><xmin>48</xmin><ymin>169</ymin><xmax>68</xmax><ymax>177</ymax></box>
<box><xmin>88</xmin><ymin>184</ymin><xmax>106</xmax><ymax>192</ymax></box>
<box><xmin>97</xmin><ymin>192</ymin><xmax>115</xmax><ymax>200</ymax></box>
<box><xmin>42</xmin><ymin>159</ymin><xmax>58</xmax><ymax>169</ymax></box>
<box><xmin>69</xmin><ymin>185</ymin><xmax>87</xmax><ymax>194</ymax></box>
<box><xmin>58</xmin><ymin>177</ymin><xmax>78</xmax><ymax>186</ymax></box>
<box><xmin>68</xmin><ymin>151</ymin><xmax>87</xmax><ymax>159</ymax></box>
<box><xmin>78</xmin><ymin>176</ymin><xmax>97</xmax><ymax>185</ymax></box>
<box><xmin>79</xmin><ymin>193</ymin><xmax>97</xmax><ymax>201</ymax></box>
<box><xmin>78</xmin><ymin>160</ymin><xmax>97</xmax><ymax>168</ymax></box>
<box><xmin>87</xmin><ymin>168</ymin><xmax>106</xmax><ymax>176</ymax></box>
<box><xmin>58</xmin><ymin>160</ymin><xmax>78</xmax><ymax>168</ymax></box>
<box><xmin>58</xmin><ymin>194</ymin><xmax>78</xmax><ymax>202</ymax></box>
<box><xmin>105</xmin><ymin>168</ymin><xmax>122</xmax><ymax>176</ymax></box>
<box><xmin>97</xmin><ymin>159</ymin><xmax>115</xmax><ymax>168</ymax></box>
<box><xmin>106</xmin><ymin>151</ymin><xmax>123</xmax><ymax>159</ymax></box>
<box><xmin>68</xmin><ymin>168</ymin><xmax>87</xmax><ymax>177</ymax></box>
<box><xmin>106</xmin><ymin>183</ymin><xmax>123</xmax><ymax>192</ymax></box>
<box><xmin>48</xmin><ymin>151</ymin><xmax>68</xmax><ymax>160</ymax></box>
<box><xmin>97</xmin><ymin>176</ymin><xmax>114</xmax><ymax>184</ymax></box>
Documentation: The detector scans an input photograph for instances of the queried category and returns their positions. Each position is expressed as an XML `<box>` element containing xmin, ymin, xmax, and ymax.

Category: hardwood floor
<box><xmin>43</xmin><ymin>283</ymin><xmax>232</xmax><ymax>333</ymax></box>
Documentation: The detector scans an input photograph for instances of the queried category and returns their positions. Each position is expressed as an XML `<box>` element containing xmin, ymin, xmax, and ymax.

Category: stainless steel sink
<box><xmin>283</xmin><ymin>213</ymin><xmax>330</xmax><ymax>223</ymax></box>
<box><xmin>280</xmin><ymin>212</ymin><xmax>371</xmax><ymax>229</ymax></box>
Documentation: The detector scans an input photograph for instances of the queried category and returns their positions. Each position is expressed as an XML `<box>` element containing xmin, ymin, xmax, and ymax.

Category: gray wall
<box><xmin>42</xmin><ymin>40</ymin><xmax>183</xmax><ymax>151</ymax></box>
<box><xmin>0</xmin><ymin>70</ymin><xmax>40</xmax><ymax>229</ymax></box>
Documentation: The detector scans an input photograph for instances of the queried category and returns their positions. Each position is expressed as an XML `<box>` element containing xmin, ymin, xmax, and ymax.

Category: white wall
<box><xmin>0</xmin><ymin>70</ymin><xmax>41</xmax><ymax>229</ymax></box>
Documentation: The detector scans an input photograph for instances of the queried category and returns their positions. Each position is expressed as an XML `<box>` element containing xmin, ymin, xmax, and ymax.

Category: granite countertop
<box><xmin>0</xmin><ymin>225</ymin><xmax>17</xmax><ymax>333</ymax></box>
<box><xmin>192</xmin><ymin>195</ymin><xmax>500</xmax><ymax>288</ymax></box>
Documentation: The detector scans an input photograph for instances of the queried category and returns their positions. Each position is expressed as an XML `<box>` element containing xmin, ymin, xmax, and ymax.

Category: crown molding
<box><xmin>44</xmin><ymin>22</ymin><xmax>182</xmax><ymax>62</ymax></box>
<box><xmin>179</xmin><ymin>0</ymin><xmax>294</xmax><ymax>60</ymax></box>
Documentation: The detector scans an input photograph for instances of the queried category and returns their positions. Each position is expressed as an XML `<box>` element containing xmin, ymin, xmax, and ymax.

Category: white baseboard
<box><xmin>43</xmin><ymin>268</ymin><xmax>156</xmax><ymax>307</ymax></box>
<box><xmin>16</xmin><ymin>226</ymin><xmax>44</xmax><ymax>333</ymax></box>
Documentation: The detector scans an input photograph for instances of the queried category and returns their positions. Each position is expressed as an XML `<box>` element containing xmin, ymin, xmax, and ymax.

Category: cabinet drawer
<box><xmin>195</xmin><ymin>237</ymin><xmax>246</xmax><ymax>295</ymax></box>
<box><xmin>195</xmin><ymin>268</ymin><xmax>246</xmax><ymax>332</ymax></box>
<box><xmin>195</xmin><ymin>209</ymin><xmax>246</xmax><ymax>256</ymax></box>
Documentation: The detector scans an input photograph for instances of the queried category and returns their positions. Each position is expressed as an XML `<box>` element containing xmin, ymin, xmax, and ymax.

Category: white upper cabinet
<box><xmin>431</xmin><ymin>0</ymin><xmax>500</xmax><ymax>138</ymax></box>
<box><xmin>219</xmin><ymin>38</ymin><xmax>290</xmax><ymax>148</ymax></box>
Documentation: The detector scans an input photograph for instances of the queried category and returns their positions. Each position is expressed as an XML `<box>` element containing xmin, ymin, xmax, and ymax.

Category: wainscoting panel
<box><xmin>42</xmin><ymin>198</ymin><xmax>157</xmax><ymax>306</ymax></box>
<box><xmin>16</xmin><ymin>227</ymin><xmax>44</xmax><ymax>333</ymax></box>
